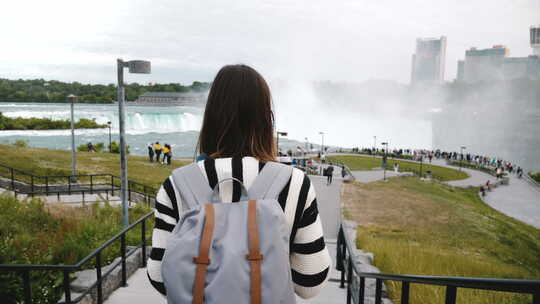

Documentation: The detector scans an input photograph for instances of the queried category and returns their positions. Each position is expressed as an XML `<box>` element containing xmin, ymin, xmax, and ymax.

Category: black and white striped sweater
<box><xmin>147</xmin><ymin>156</ymin><xmax>331</xmax><ymax>299</ymax></box>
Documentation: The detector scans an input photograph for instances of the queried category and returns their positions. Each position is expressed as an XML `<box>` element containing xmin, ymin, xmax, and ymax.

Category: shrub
<box><xmin>13</xmin><ymin>140</ymin><xmax>28</xmax><ymax>148</ymax></box>
<box><xmin>77</xmin><ymin>142</ymin><xmax>105</xmax><ymax>153</ymax></box>
<box><xmin>109</xmin><ymin>141</ymin><xmax>129</xmax><ymax>154</ymax></box>
<box><xmin>530</xmin><ymin>172</ymin><xmax>540</xmax><ymax>184</ymax></box>
<box><xmin>0</xmin><ymin>194</ymin><xmax>152</xmax><ymax>303</ymax></box>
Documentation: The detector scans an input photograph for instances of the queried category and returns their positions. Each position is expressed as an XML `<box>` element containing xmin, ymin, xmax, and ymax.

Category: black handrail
<box><xmin>0</xmin><ymin>210</ymin><xmax>154</xmax><ymax>304</ymax></box>
<box><xmin>336</xmin><ymin>224</ymin><xmax>540</xmax><ymax>304</ymax></box>
<box><xmin>0</xmin><ymin>162</ymin><xmax>157</xmax><ymax>205</ymax></box>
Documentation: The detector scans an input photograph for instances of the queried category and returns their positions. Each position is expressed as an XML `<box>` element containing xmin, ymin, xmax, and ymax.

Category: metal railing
<box><xmin>0</xmin><ymin>210</ymin><xmax>154</xmax><ymax>304</ymax></box>
<box><xmin>0</xmin><ymin>163</ymin><xmax>157</xmax><ymax>205</ymax></box>
<box><xmin>336</xmin><ymin>224</ymin><xmax>540</xmax><ymax>304</ymax></box>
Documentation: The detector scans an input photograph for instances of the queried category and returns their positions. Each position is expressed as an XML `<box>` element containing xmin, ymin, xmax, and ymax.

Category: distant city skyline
<box><xmin>1</xmin><ymin>0</ymin><xmax>538</xmax><ymax>85</ymax></box>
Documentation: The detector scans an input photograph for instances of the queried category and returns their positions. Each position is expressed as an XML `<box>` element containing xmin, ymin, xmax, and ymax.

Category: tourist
<box><xmin>326</xmin><ymin>164</ymin><xmax>334</xmax><ymax>185</ymax></box>
<box><xmin>341</xmin><ymin>165</ymin><xmax>347</xmax><ymax>178</ymax></box>
<box><xmin>164</xmin><ymin>144</ymin><xmax>172</xmax><ymax>165</ymax></box>
<box><xmin>161</xmin><ymin>144</ymin><xmax>169</xmax><ymax>164</ymax></box>
<box><xmin>147</xmin><ymin>142</ymin><xmax>154</xmax><ymax>162</ymax></box>
<box><xmin>394</xmin><ymin>162</ymin><xmax>399</xmax><ymax>172</ymax></box>
<box><xmin>153</xmin><ymin>141</ymin><xmax>162</xmax><ymax>162</ymax></box>
<box><xmin>87</xmin><ymin>142</ymin><xmax>95</xmax><ymax>152</ymax></box>
<box><xmin>147</xmin><ymin>64</ymin><xmax>331</xmax><ymax>300</ymax></box>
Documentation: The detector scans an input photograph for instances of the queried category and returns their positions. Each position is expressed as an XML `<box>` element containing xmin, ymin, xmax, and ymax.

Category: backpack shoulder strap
<box><xmin>248</xmin><ymin>162</ymin><xmax>293</xmax><ymax>200</ymax></box>
<box><xmin>171</xmin><ymin>162</ymin><xmax>213</xmax><ymax>210</ymax></box>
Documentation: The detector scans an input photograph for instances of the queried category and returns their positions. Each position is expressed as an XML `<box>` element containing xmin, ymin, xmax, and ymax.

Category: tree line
<box><xmin>0</xmin><ymin>78</ymin><xmax>210</xmax><ymax>103</ymax></box>
<box><xmin>0</xmin><ymin>112</ymin><xmax>107</xmax><ymax>130</ymax></box>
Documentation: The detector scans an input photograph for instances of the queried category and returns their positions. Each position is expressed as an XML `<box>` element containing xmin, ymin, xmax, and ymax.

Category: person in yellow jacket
<box><xmin>162</xmin><ymin>144</ymin><xmax>170</xmax><ymax>164</ymax></box>
<box><xmin>153</xmin><ymin>142</ymin><xmax>162</xmax><ymax>163</ymax></box>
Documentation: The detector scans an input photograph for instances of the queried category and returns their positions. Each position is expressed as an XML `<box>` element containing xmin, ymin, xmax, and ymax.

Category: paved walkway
<box><xmin>106</xmin><ymin>173</ymin><xmax>346</xmax><ymax>304</ymax></box>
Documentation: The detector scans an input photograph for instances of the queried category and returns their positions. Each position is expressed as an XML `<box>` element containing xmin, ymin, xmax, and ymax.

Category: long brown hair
<box><xmin>198</xmin><ymin>64</ymin><xmax>276</xmax><ymax>161</ymax></box>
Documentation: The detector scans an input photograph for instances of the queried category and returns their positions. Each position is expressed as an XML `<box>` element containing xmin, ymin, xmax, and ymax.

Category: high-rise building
<box><xmin>463</xmin><ymin>45</ymin><xmax>508</xmax><ymax>82</ymax></box>
<box><xmin>411</xmin><ymin>36</ymin><xmax>447</xmax><ymax>84</ymax></box>
<box><xmin>531</xmin><ymin>25</ymin><xmax>540</xmax><ymax>56</ymax></box>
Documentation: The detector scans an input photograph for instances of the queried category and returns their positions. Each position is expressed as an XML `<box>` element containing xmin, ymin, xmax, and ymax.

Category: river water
<box><xmin>0</xmin><ymin>102</ymin><xmax>206</xmax><ymax>158</ymax></box>
<box><xmin>0</xmin><ymin>102</ymin><xmax>313</xmax><ymax>158</ymax></box>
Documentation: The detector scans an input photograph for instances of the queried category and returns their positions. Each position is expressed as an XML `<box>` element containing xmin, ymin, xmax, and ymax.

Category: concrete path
<box><xmin>105</xmin><ymin>173</ymin><xmax>346</xmax><ymax>304</ymax></box>
<box><xmin>482</xmin><ymin>173</ymin><xmax>540</xmax><ymax>229</ymax></box>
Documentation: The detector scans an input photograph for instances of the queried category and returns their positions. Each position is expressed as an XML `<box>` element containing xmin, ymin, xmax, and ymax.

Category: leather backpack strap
<box><xmin>192</xmin><ymin>204</ymin><xmax>215</xmax><ymax>304</ymax></box>
<box><xmin>245</xmin><ymin>200</ymin><xmax>263</xmax><ymax>304</ymax></box>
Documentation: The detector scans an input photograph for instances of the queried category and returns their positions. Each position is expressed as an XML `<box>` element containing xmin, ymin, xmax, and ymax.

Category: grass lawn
<box><xmin>330</xmin><ymin>155</ymin><xmax>469</xmax><ymax>181</ymax></box>
<box><xmin>342</xmin><ymin>177</ymin><xmax>540</xmax><ymax>304</ymax></box>
<box><xmin>0</xmin><ymin>144</ymin><xmax>190</xmax><ymax>189</ymax></box>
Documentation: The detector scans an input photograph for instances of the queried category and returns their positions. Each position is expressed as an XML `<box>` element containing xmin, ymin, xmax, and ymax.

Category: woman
<box><xmin>147</xmin><ymin>64</ymin><xmax>331</xmax><ymax>300</ymax></box>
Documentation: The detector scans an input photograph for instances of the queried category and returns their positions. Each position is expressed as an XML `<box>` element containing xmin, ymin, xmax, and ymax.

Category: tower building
<box><xmin>411</xmin><ymin>36</ymin><xmax>447</xmax><ymax>84</ymax></box>
<box><xmin>531</xmin><ymin>25</ymin><xmax>540</xmax><ymax>56</ymax></box>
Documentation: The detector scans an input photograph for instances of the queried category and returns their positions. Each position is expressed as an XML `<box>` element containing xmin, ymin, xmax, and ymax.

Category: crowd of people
<box><xmin>147</xmin><ymin>142</ymin><xmax>173</xmax><ymax>165</ymax></box>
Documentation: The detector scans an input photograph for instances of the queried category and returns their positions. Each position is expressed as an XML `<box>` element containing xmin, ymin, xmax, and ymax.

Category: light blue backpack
<box><xmin>161</xmin><ymin>162</ymin><xmax>296</xmax><ymax>304</ymax></box>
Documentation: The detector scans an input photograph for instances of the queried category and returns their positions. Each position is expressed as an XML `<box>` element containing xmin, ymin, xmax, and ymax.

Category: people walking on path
<box><xmin>147</xmin><ymin>64</ymin><xmax>331</xmax><ymax>301</ymax></box>
<box><xmin>341</xmin><ymin>165</ymin><xmax>347</xmax><ymax>178</ymax></box>
<box><xmin>147</xmin><ymin>143</ymin><xmax>154</xmax><ymax>162</ymax></box>
<box><xmin>326</xmin><ymin>164</ymin><xmax>334</xmax><ymax>185</ymax></box>
<box><xmin>153</xmin><ymin>142</ymin><xmax>162</xmax><ymax>163</ymax></box>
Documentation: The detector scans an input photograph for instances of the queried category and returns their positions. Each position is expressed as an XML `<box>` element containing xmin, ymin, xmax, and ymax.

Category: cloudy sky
<box><xmin>1</xmin><ymin>0</ymin><xmax>538</xmax><ymax>85</ymax></box>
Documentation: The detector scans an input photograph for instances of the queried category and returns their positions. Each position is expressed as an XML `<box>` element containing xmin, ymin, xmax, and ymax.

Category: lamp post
<box><xmin>459</xmin><ymin>146</ymin><xmax>466</xmax><ymax>171</ymax></box>
<box><xmin>277</xmin><ymin>131</ymin><xmax>288</xmax><ymax>156</ymax></box>
<box><xmin>304</xmin><ymin>137</ymin><xmax>308</xmax><ymax>156</ymax></box>
<box><xmin>419</xmin><ymin>154</ymin><xmax>424</xmax><ymax>178</ymax></box>
<box><xmin>117</xmin><ymin>59</ymin><xmax>151</xmax><ymax>227</ymax></box>
<box><xmin>107</xmin><ymin>121</ymin><xmax>112</xmax><ymax>153</ymax></box>
<box><xmin>373</xmin><ymin>136</ymin><xmax>377</xmax><ymax>152</ymax></box>
<box><xmin>319</xmin><ymin>131</ymin><xmax>325</xmax><ymax>154</ymax></box>
<box><xmin>67</xmin><ymin>94</ymin><xmax>78</xmax><ymax>182</ymax></box>
<box><xmin>381</xmin><ymin>142</ymin><xmax>388</xmax><ymax>181</ymax></box>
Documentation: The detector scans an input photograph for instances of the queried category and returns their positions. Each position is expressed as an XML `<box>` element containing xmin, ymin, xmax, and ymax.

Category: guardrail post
<box><xmin>401</xmin><ymin>281</ymin><xmax>410</xmax><ymax>304</ymax></box>
<box><xmin>533</xmin><ymin>291</ymin><xmax>539</xmax><ymax>304</ymax></box>
<box><xmin>63</xmin><ymin>270</ymin><xmax>71</xmax><ymax>304</ymax></box>
<box><xmin>95</xmin><ymin>251</ymin><xmax>103</xmax><ymax>304</ymax></box>
<box><xmin>45</xmin><ymin>177</ymin><xmax>49</xmax><ymax>196</ymax></box>
<box><xmin>10</xmin><ymin>167</ymin><xmax>15</xmax><ymax>191</ymax></box>
<box><xmin>142</xmin><ymin>218</ymin><xmax>147</xmax><ymax>267</ymax></box>
<box><xmin>90</xmin><ymin>175</ymin><xmax>93</xmax><ymax>194</ymax></box>
<box><xmin>346</xmin><ymin>256</ymin><xmax>352</xmax><ymax>304</ymax></box>
<box><xmin>375</xmin><ymin>279</ymin><xmax>383</xmax><ymax>304</ymax></box>
<box><xmin>30</xmin><ymin>175</ymin><xmax>34</xmax><ymax>197</ymax></box>
<box><xmin>128</xmin><ymin>181</ymin><xmax>132</xmax><ymax>204</ymax></box>
<box><xmin>68</xmin><ymin>177</ymin><xmax>71</xmax><ymax>195</ymax></box>
<box><xmin>121</xmin><ymin>234</ymin><xmax>127</xmax><ymax>287</ymax></box>
<box><xmin>359</xmin><ymin>277</ymin><xmax>365</xmax><ymax>303</ymax></box>
<box><xmin>111</xmin><ymin>176</ymin><xmax>114</xmax><ymax>196</ymax></box>
<box><xmin>22</xmin><ymin>270</ymin><xmax>32</xmax><ymax>304</ymax></box>
<box><xmin>445</xmin><ymin>286</ymin><xmax>457</xmax><ymax>304</ymax></box>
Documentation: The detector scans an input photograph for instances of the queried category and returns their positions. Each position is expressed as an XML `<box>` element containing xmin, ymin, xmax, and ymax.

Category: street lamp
<box><xmin>381</xmin><ymin>142</ymin><xmax>388</xmax><ymax>181</ymax></box>
<box><xmin>304</xmin><ymin>137</ymin><xmax>308</xmax><ymax>156</ymax></box>
<box><xmin>319</xmin><ymin>131</ymin><xmax>325</xmax><ymax>154</ymax></box>
<box><xmin>373</xmin><ymin>136</ymin><xmax>377</xmax><ymax>152</ymax></box>
<box><xmin>107</xmin><ymin>121</ymin><xmax>112</xmax><ymax>153</ymax></box>
<box><xmin>67</xmin><ymin>94</ymin><xmax>78</xmax><ymax>182</ymax></box>
<box><xmin>459</xmin><ymin>146</ymin><xmax>466</xmax><ymax>171</ymax></box>
<box><xmin>277</xmin><ymin>131</ymin><xmax>288</xmax><ymax>156</ymax></box>
<box><xmin>117</xmin><ymin>58</ymin><xmax>151</xmax><ymax>227</ymax></box>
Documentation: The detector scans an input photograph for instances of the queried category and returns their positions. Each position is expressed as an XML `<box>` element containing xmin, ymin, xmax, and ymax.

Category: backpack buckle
<box><xmin>246</xmin><ymin>253</ymin><xmax>264</xmax><ymax>261</ymax></box>
<box><xmin>193</xmin><ymin>257</ymin><xmax>211</xmax><ymax>265</ymax></box>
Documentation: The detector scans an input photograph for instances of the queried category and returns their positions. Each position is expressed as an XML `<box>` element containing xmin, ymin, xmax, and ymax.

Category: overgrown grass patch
<box><xmin>330</xmin><ymin>155</ymin><xmax>468</xmax><ymax>181</ymax></box>
<box><xmin>342</xmin><ymin>177</ymin><xmax>540</xmax><ymax>304</ymax></box>
<box><xmin>0</xmin><ymin>193</ymin><xmax>153</xmax><ymax>304</ymax></box>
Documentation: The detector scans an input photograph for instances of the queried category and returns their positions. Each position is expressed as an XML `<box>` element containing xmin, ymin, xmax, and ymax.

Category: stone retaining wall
<box><xmin>342</xmin><ymin>220</ymin><xmax>393</xmax><ymax>304</ymax></box>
